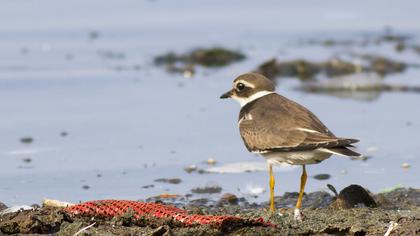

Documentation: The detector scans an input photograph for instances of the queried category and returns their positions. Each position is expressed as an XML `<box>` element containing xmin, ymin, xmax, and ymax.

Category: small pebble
<box><xmin>89</xmin><ymin>31</ymin><xmax>99</xmax><ymax>40</ymax></box>
<box><xmin>207</xmin><ymin>158</ymin><xmax>216</xmax><ymax>165</ymax></box>
<box><xmin>82</xmin><ymin>185</ymin><xmax>90</xmax><ymax>190</ymax></box>
<box><xmin>401</xmin><ymin>163</ymin><xmax>411</xmax><ymax>169</ymax></box>
<box><xmin>142</xmin><ymin>184</ymin><xmax>155</xmax><ymax>189</ymax></box>
<box><xmin>20</xmin><ymin>137</ymin><xmax>33</xmax><ymax>144</ymax></box>
<box><xmin>22</xmin><ymin>158</ymin><xmax>32</xmax><ymax>163</ymax></box>
<box><xmin>60</xmin><ymin>131</ymin><xmax>68</xmax><ymax>137</ymax></box>
<box><xmin>367</xmin><ymin>146</ymin><xmax>378</xmax><ymax>153</ymax></box>
<box><xmin>313</xmin><ymin>174</ymin><xmax>331</xmax><ymax>180</ymax></box>
<box><xmin>184</xmin><ymin>165</ymin><xmax>197</xmax><ymax>173</ymax></box>
<box><xmin>219</xmin><ymin>193</ymin><xmax>239</xmax><ymax>205</ymax></box>
<box><xmin>183</xmin><ymin>70</ymin><xmax>194</xmax><ymax>78</ymax></box>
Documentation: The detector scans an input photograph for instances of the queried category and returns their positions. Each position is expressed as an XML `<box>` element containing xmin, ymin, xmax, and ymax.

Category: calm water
<box><xmin>1</xmin><ymin>0</ymin><xmax>420</xmax><ymax>206</ymax></box>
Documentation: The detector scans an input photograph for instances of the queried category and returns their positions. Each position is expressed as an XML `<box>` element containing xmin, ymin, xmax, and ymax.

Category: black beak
<box><xmin>220</xmin><ymin>90</ymin><xmax>233</xmax><ymax>99</ymax></box>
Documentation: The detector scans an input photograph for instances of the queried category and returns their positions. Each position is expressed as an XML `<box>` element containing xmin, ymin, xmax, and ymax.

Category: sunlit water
<box><xmin>1</xmin><ymin>0</ymin><xmax>420</xmax><ymax>206</ymax></box>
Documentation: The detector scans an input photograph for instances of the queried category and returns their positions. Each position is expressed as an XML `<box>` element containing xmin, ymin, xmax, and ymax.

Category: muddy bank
<box><xmin>255</xmin><ymin>55</ymin><xmax>408</xmax><ymax>80</ymax></box>
<box><xmin>1</xmin><ymin>187</ymin><xmax>419</xmax><ymax>235</ymax></box>
<box><xmin>154</xmin><ymin>47</ymin><xmax>245</xmax><ymax>77</ymax></box>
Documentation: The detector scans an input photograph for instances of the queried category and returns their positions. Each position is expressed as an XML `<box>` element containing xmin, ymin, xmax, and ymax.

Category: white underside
<box><xmin>261</xmin><ymin>148</ymin><xmax>333</xmax><ymax>165</ymax></box>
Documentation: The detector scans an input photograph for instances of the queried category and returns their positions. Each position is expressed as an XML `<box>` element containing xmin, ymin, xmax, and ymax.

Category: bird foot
<box><xmin>294</xmin><ymin>208</ymin><xmax>303</xmax><ymax>221</ymax></box>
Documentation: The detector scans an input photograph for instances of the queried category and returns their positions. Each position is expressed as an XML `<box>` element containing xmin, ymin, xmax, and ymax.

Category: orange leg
<box><xmin>295</xmin><ymin>165</ymin><xmax>307</xmax><ymax>220</ymax></box>
<box><xmin>268</xmin><ymin>163</ymin><xmax>275</xmax><ymax>212</ymax></box>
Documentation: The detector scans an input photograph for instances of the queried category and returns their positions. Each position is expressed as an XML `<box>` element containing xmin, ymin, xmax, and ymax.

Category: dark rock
<box><xmin>189</xmin><ymin>48</ymin><xmax>245</xmax><ymax>67</ymax></box>
<box><xmin>323</xmin><ymin>59</ymin><xmax>360</xmax><ymax>77</ymax></box>
<box><xmin>155</xmin><ymin>48</ymin><xmax>245</xmax><ymax>68</ymax></box>
<box><xmin>413</xmin><ymin>45</ymin><xmax>420</xmax><ymax>54</ymax></box>
<box><xmin>256</xmin><ymin>54</ymin><xmax>407</xmax><ymax>80</ymax></box>
<box><xmin>144</xmin><ymin>194</ymin><xmax>186</xmax><ymax>208</ymax></box>
<box><xmin>218</xmin><ymin>193</ymin><xmax>239</xmax><ymax>205</ymax></box>
<box><xmin>256</xmin><ymin>58</ymin><xmax>360</xmax><ymax>80</ymax></box>
<box><xmin>151</xmin><ymin>226</ymin><xmax>167</xmax><ymax>236</ymax></box>
<box><xmin>20</xmin><ymin>137</ymin><xmax>33</xmax><ymax>144</ymax></box>
<box><xmin>81</xmin><ymin>185</ymin><xmax>90</xmax><ymax>190</ymax></box>
<box><xmin>0</xmin><ymin>202</ymin><xmax>7</xmax><ymax>211</ymax></box>
<box><xmin>312</xmin><ymin>174</ymin><xmax>331</xmax><ymax>180</ymax></box>
<box><xmin>368</xmin><ymin>56</ymin><xmax>406</xmax><ymax>76</ymax></box>
<box><xmin>254</xmin><ymin>58</ymin><xmax>279</xmax><ymax>79</ymax></box>
<box><xmin>97</xmin><ymin>50</ymin><xmax>125</xmax><ymax>60</ymax></box>
<box><xmin>395</xmin><ymin>41</ymin><xmax>406</xmax><ymax>52</ymax></box>
<box><xmin>189</xmin><ymin>198</ymin><xmax>210</xmax><ymax>206</ymax></box>
<box><xmin>375</xmin><ymin>188</ymin><xmax>420</xmax><ymax>209</ymax></box>
<box><xmin>330</xmin><ymin>184</ymin><xmax>377</xmax><ymax>209</ymax></box>
<box><xmin>184</xmin><ymin>165</ymin><xmax>197</xmax><ymax>173</ymax></box>
<box><xmin>141</xmin><ymin>184</ymin><xmax>155</xmax><ymax>189</ymax></box>
<box><xmin>255</xmin><ymin>58</ymin><xmax>320</xmax><ymax>80</ymax></box>
<box><xmin>89</xmin><ymin>31</ymin><xmax>99</xmax><ymax>40</ymax></box>
<box><xmin>154</xmin><ymin>178</ymin><xmax>182</xmax><ymax>184</ymax></box>
<box><xmin>191</xmin><ymin>185</ymin><xmax>222</xmax><ymax>194</ymax></box>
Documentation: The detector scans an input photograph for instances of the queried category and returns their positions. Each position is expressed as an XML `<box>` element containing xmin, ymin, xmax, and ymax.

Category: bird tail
<box><xmin>319</xmin><ymin>146</ymin><xmax>362</xmax><ymax>158</ymax></box>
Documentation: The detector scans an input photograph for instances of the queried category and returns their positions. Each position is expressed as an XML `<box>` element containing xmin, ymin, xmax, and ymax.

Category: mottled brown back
<box><xmin>239</xmin><ymin>93</ymin><xmax>359</xmax><ymax>152</ymax></box>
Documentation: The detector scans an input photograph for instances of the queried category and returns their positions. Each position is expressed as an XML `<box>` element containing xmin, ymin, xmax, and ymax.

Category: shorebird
<box><xmin>220</xmin><ymin>73</ymin><xmax>361</xmax><ymax>220</ymax></box>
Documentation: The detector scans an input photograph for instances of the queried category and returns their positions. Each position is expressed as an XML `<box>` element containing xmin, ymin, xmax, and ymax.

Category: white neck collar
<box><xmin>233</xmin><ymin>91</ymin><xmax>274</xmax><ymax>107</ymax></box>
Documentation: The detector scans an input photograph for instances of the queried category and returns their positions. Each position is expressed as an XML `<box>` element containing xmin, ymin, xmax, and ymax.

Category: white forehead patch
<box><xmin>232</xmin><ymin>91</ymin><xmax>274</xmax><ymax>107</ymax></box>
<box><xmin>235</xmin><ymin>80</ymin><xmax>255</xmax><ymax>88</ymax></box>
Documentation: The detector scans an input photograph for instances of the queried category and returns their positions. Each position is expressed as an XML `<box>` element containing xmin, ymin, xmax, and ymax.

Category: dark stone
<box><xmin>20</xmin><ymin>137</ymin><xmax>33</xmax><ymax>144</ymax></box>
<box><xmin>218</xmin><ymin>193</ymin><xmax>239</xmax><ymax>205</ymax></box>
<box><xmin>0</xmin><ymin>201</ymin><xmax>7</xmax><ymax>211</ymax></box>
<box><xmin>330</xmin><ymin>184</ymin><xmax>377</xmax><ymax>209</ymax></box>
<box><xmin>313</xmin><ymin>174</ymin><xmax>331</xmax><ymax>180</ymax></box>
<box><xmin>191</xmin><ymin>186</ymin><xmax>222</xmax><ymax>194</ymax></box>
<box><xmin>154</xmin><ymin>178</ymin><xmax>182</xmax><ymax>184</ymax></box>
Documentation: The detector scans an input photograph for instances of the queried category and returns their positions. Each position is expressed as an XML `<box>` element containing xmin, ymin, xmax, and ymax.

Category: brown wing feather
<box><xmin>239</xmin><ymin>94</ymin><xmax>359</xmax><ymax>152</ymax></box>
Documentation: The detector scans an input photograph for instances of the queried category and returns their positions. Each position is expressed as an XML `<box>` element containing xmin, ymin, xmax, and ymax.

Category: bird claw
<box><xmin>294</xmin><ymin>208</ymin><xmax>303</xmax><ymax>221</ymax></box>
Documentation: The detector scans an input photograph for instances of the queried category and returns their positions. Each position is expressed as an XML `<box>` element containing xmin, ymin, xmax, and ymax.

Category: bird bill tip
<box><xmin>220</xmin><ymin>90</ymin><xmax>233</xmax><ymax>99</ymax></box>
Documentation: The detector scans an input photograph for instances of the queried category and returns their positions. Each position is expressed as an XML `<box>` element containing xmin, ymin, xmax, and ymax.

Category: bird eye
<box><xmin>236</xmin><ymin>83</ymin><xmax>245</xmax><ymax>91</ymax></box>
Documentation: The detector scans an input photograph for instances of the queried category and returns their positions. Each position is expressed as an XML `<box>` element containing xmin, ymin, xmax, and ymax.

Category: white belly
<box><xmin>261</xmin><ymin>148</ymin><xmax>333</xmax><ymax>165</ymax></box>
